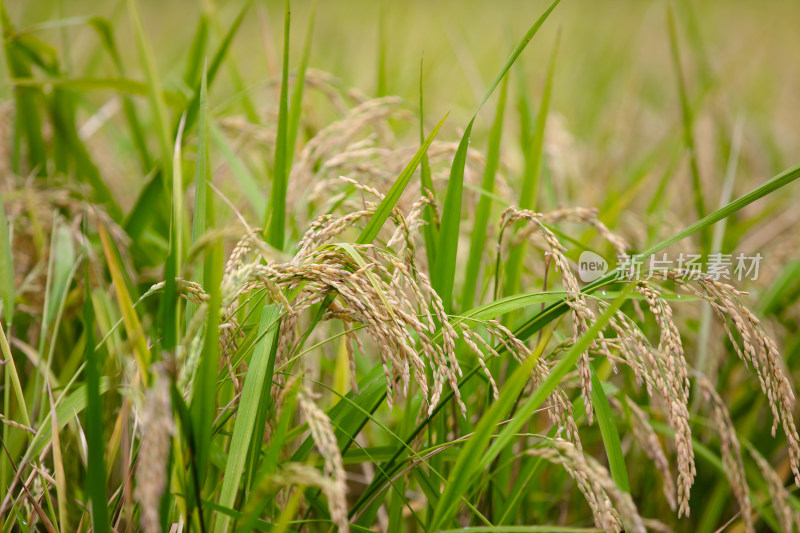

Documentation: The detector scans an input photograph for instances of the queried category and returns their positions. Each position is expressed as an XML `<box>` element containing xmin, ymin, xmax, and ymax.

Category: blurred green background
<box><xmin>7</xmin><ymin>0</ymin><xmax>800</xmax><ymax>220</ymax></box>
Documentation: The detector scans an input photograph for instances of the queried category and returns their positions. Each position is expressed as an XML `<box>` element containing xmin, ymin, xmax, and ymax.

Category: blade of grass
<box><xmin>238</xmin><ymin>379</ymin><xmax>303</xmax><ymax>531</ymax></box>
<box><xmin>48</xmin><ymin>81</ymin><xmax>123</xmax><ymax>218</ymax></box>
<box><xmin>12</xmin><ymin>371</ymin><xmax>113</xmax><ymax>462</ymax></box>
<box><xmin>418</xmin><ymin>57</ymin><xmax>438</xmax><ymax>267</ymax></box>
<box><xmin>6</xmin><ymin>76</ymin><xmax>185</xmax><ymax>107</ymax></box>
<box><xmin>169</xmin><ymin>377</ymin><xmax>202</xmax><ymax>528</ymax></box>
<box><xmin>432</xmin><ymin>0</ymin><xmax>561</xmax><ymax>313</ymax></box>
<box><xmin>273</xmin><ymin>487</ymin><xmax>306</xmax><ymax>533</ymax></box>
<box><xmin>35</xmin><ymin>224</ymin><xmax>80</xmax><ymax>423</ymax></box>
<box><xmin>376</xmin><ymin>0</ymin><xmax>387</xmax><ymax>97</ymax></box>
<box><xmin>127</xmin><ymin>0</ymin><xmax>172</xmax><ymax>184</ymax></box>
<box><xmin>82</xmin><ymin>245</ymin><xmax>110</xmax><ymax>533</ymax></box>
<box><xmin>178</xmin><ymin>0</ymin><xmax>253</xmax><ymax>137</ymax></box>
<box><xmin>286</xmin><ymin>0</ymin><xmax>315</xmax><ymax>170</ymax></box>
<box><xmin>47</xmin><ymin>386</ymin><xmax>67</xmax><ymax>531</ymax></box>
<box><xmin>430</xmin><ymin>302</ymin><xmax>629</xmax><ymax>533</ymax></box>
<box><xmin>428</xmin><ymin>348</ymin><xmax>540</xmax><ymax>530</ymax></box>
<box><xmin>209</xmin><ymin>121</ymin><xmax>266</xmax><ymax>221</ymax></box>
<box><xmin>479</xmin><ymin>285</ymin><xmax>634</xmax><ymax>472</ymax></box>
<box><xmin>294</xmin><ymin>376</ymin><xmax>488</xmax><ymax>529</ymax></box>
<box><xmin>358</xmin><ymin>114</ymin><xmax>447</xmax><ymax>245</ymax></box>
<box><xmin>0</xmin><ymin>4</ymin><xmax>47</xmax><ymax>176</ymax></box>
<box><xmin>590</xmin><ymin>366</ymin><xmax>630</xmax><ymax>493</ymax></box>
<box><xmin>265</xmin><ymin>0</ymin><xmax>291</xmax><ymax>250</ymax></box>
<box><xmin>182</xmin><ymin>13</ymin><xmax>208</xmax><ymax>90</ymax></box>
<box><xmin>206</xmin><ymin>0</ymin><xmax>259</xmax><ymax>123</ymax></box>
<box><xmin>667</xmin><ymin>3</ymin><xmax>707</xmax><ymax>251</ymax></box>
<box><xmin>163</xmin><ymin>113</ymin><xmax>187</xmax><ymax>352</ymax></box>
<box><xmin>0</xmin><ymin>322</ymin><xmax>30</xmax><ymax>430</ymax></box>
<box><xmin>694</xmin><ymin>114</ymin><xmax>743</xmax><ymax>388</ymax></box>
<box><xmin>190</xmin><ymin>234</ymin><xmax>223</xmax><ymax>490</ymax></box>
<box><xmin>462</xmin><ymin>74</ymin><xmax>508</xmax><ymax>310</ymax></box>
<box><xmin>97</xmin><ymin>224</ymin><xmax>151</xmax><ymax>384</ymax></box>
<box><xmin>387</xmin><ymin>392</ymin><xmax>417</xmax><ymax>533</ymax></box>
<box><xmin>88</xmin><ymin>16</ymin><xmax>152</xmax><ymax>171</ymax></box>
<box><xmin>0</xmin><ymin>185</ymin><xmax>13</xmax><ymax>328</ymax></box>
<box><xmin>214</xmin><ymin>305</ymin><xmax>281</xmax><ymax>533</ymax></box>
<box><xmin>189</xmin><ymin>65</ymin><xmax>210</xmax><ymax>305</ymax></box>
<box><xmin>504</xmin><ymin>34</ymin><xmax>558</xmax><ymax>299</ymax></box>
<box><xmin>41</xmin><ymin>223</ymin><xmax>74</xmax><ymax>341</ymax></box>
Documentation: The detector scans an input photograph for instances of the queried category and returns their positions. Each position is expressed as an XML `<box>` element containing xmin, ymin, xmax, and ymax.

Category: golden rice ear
<box><xmin>612</xmin><ymin>397</ymin><xmax>677</xmax><ymax>511</ymax></box>
<box><xmin>298</xmin><ymin>390</ymin><xmax>349</xmax><ymax>532</ymax></box>
<box><xmin>748</xmin><ymin>446</ymin><xmax>800</xmax><ymax>533</ymax></box>
<box><xmin>499</xmin><ymin>206</ymin><xmax>602</xmax><ymax>424</ymax></box>
<box><xmin>270</xmin><ymin>463</ymin><xmax>349</xmax><ymax>532</ymax></box>
<box><xmin>134</xmin><ymin>367</ymin><xmax>174</xmax><ymax>533</ymax></box>
<box><xmin>658</xmin><ymin>270</ymin><xmax>800</xmax><ymax>486</ymax></box>
<box><xmin>528</xmin><ymin>438</ymin><xmax>649</xmax><ymax>533</ymax></box>
<box><xmin>212</xmin><ymin>221</ymin><xmax>471</xmax><ymax>416</ymax></box>
<box><xmin>538</xmin><ymin>206</ymin><xmax>630</xmax><ymax>258</ymax></box>
<box><xmin>634</xmin><ymin>280</ymin><xmax>695</xmax><ymax>516</ymax></box>
<box><xmin>696</xmin><ymin>376</ymin><xmax>754</xmax><ymax>533</ymax></box>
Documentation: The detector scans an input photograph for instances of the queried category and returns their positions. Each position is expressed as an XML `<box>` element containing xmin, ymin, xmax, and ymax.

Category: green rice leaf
<box><xmin>266</xmin><ymin>0</ymin><xmax>291</xmax><ymax>250</ymax></box>
<box><xmin>0</xmin><ymin>5</ymin><xmax>47</xmax><ymax>176</ymax></box>
<box><xmin>287</xmin><ymin>0</ymin><xmax>315</xmax><ymax>171</ymax></box>
<box><xmin>433</xmin><ymin>0</ymin><xmax>561</xmax><ymax>313</ymax></box>
<box><xmin>590</xmin><ymin>367</ymin><xmax>630</xmax><ymax>493</ymax></box>
<box><xmin>428</xmin><ymin>280</ymin><xmax>620</xmax><ymax>532</ymax></box>
<box><xmin>179</xmin><ymin>0</ymin><xmax>253</xmax><ymax>136</ymax></box>
<box><xmin>189</xmin><ymin>66</ymin><xmax>210</xmax><ymax>301</ymax></box>
<box><xmin>0</xmin><ymin>321</ymin><xmax>30</xmax><ymax>429</ymax></box>
<box><xmin>6</xmin><ymin>76</ymin><xmax>185</xmax><ymax>107</ymax></box>
<box><xmin>87</xmin><ymin>16</ymin><xmax>153</xmax><ymax>170</ymax></box>
<box><xmin>183</xmin><ymin>13</ymin><xmax>209</xmax><ymax>90</ymax></box>
<box><xmin>462</xmin><ymin>74</ymin><xmax>508</xmax><ymax>310</ymax></box>
<box><xmin>667</xmin><ymin>4</ymin><xmax>707</xmax><ymax>251</ymax></box>
<box><xmin>127</xmin><ymin>0</ymin><xmax>173</xmax><ymax>182</ymax></box>
<box><xmin>98</xmin><ymin>224</ymin><xmax>151</xmax><ymax>383</ymax></box>
<box><xmin>429</xmin><ymin>349</ymin><xmax>541</xmax><ymax>530</ymax></box>
<box><xmin>504</xmin><ymin>34</ymin><xmax>558</xmax><ymax>298</ymax></box>
<box><xmin>209</xmin><ymin>121</ymin><xmax>266</xmax><ymax>221</ymax></box>
<box><xmin>418</xmin><ymin>57</ymin><xmax>438</xmax><ymax>267</ymax></box>
<box><xmin>82</xmin><ymin>240</ymin><xmax>110</xmax><ymax>533</ymax></box>
<box><xmin>357</xmin><ymin>113</ymin><xmax>447</xmax><ymax>245</ymax></box>
<box><xmin>215</xmin><ymin>305</ymin><xmax>281</xmax><ymax>533</ymax></box>
<box><xmin>190</xmin><ymin>238</ymin><xmax>223</xmax><ymax>481</ymax></box>
<box><xmin>0</xmin><ymin>186</ymin><xmax>14</xmax><ymax>326</ymax></box>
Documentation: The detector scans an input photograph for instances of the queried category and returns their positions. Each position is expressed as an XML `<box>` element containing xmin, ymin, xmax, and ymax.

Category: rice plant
<box><xmin>2</xmin><ymin>1</ymin><xmax>800</xmax><ymax>532</ymax></box>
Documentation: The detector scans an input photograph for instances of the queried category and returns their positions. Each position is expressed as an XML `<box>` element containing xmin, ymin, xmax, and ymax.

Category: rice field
<box><xmin>2</xmin><ymin>0</ymin><xmax>800</xmax><ymax>531</ymax></box>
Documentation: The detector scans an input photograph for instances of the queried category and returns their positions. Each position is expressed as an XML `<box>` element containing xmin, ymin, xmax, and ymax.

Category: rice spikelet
<box><xmin>134</xmin><ymin>368</ymin><xmax>175</xmax><ymax>533</ymax></box>
<box><xmin>614</xmin><ymin>397</ymin><xmax>677</xmax><ymax>511</ymax></box>
<box><xmin>748</xmin><ymin>446</ymin><xmax>800</xmax><ymax>533</ymax></box>
<box><xmin>298</xmin><ymin>390</ymin><xmax>349</xmax><ymax>532</ymax></box>
<box><xmin>697</xmin><ymin>376</ymin><xmax>752</xmax><ymax>532</ymax></box>
<box><xmin>657</xmin><ymin>269</ymin><xmax>800</xmax><ymax>486</ymax></box>
<box><xmin>527</xmin><ymin>438</ymin><xmax>647</xmax><ymax>533</ymax></box>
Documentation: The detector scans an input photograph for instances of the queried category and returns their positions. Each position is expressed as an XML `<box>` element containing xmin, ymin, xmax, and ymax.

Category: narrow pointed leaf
<box><xmin>266</xmin><ymin>0</ymin><xmax>291</xmax><ymax>250</ymax></box>
<box><xmin>215</xmin><ymin>305</ymin><xmax>281</xmax><ymax>533</ymax></box>
<box><xmin>433</xmin><ymin>0</ymin><xmax>561</xmax><ymax>313</ymax></box>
